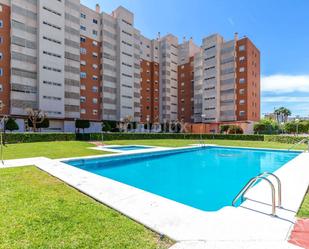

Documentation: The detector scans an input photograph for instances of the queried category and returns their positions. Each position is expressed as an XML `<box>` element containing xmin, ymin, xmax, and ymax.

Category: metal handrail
<box><xmin>232</xmin><ymin>175</ymin><xmax>277</xmax><ymax>216</ymax></box>
<box><xmin>259</xmin><ymin>172</ymin><xmax>282</xmax><ymax>208</ymax></box>
<box><xmin>288</xmin><ymin>138</ymin><xmax>309</xmax><ymax>151</ymax></box>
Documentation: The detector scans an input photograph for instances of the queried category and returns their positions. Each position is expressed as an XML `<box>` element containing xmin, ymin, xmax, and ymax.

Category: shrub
<box><xmin>254</xmin><ymin>118</ymin><xmax>279</xmax><ymax>134</ymax></box>
<box><xmin>4</xmin><ymin>133</ymin><xmax>76</xmax><ymax>144</ymax></box>
<box><xmin>5</xmin><ymin>117</ymin><xmax>19</xmax><ymax>132</ymax></box>
<box><xmin>227</xmin><ymin>125</ymin><xmax>243</xmax><ymax>134</ymax></box>
<box><xmin>265</xmin><ymin>135</ymin><xmax>307</xmax><ymax>144</ymax></box>
<box><xmin>38</xmin><ymin>118</ymin><xmax>50</xmax><ymax>129</ymax></box>
<box><xmin>75</xmin><ymin>120</ymin><xmax>90</xmax><ymax>133</ymax></box>
<box><xmin>220</xmin><ymin>125</ymin><xmax>230</xmax><ymax>134</ymax></box>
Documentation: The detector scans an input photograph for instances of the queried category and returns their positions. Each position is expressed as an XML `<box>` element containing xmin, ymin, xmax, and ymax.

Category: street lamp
<box><xmin>295</xmin><ymin>119</ymin><xmax>300</xmax><ymax>136</ymax></box>
<box><xmin>0</xmin><ymin>102</ymin><xmax>8</xmax><ymax>165</ymax></box>
<box><xmin>280</xmin><ymin>122</ymin><xmax>284</xmax><ymax>135</ymax></box>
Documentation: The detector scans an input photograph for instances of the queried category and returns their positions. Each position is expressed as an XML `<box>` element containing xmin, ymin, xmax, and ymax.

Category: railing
<box><xmin>232</xmin><ymin>172</ymin><xmax>282</xmax><ymax>216</ymax></box>
<box><xmin>288</xmin><ymin>138</ymin><xmax>309</xmax><ymax>152</ymax></box>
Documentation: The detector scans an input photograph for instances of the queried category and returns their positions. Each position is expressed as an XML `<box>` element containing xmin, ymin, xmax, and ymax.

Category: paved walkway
<box><xmin>289</xmin><ymin>219</ymin><xmax>309</xmax><ymax>249</ymax></box>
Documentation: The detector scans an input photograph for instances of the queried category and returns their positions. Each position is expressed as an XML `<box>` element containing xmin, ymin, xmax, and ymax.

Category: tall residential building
<box><xmin>0</xmin><ymin>1</ymin><xmax>260</xmax><ymax>133</ymax></box>
<box><xmin>177</xmin><ymin>38</ymin><xmax>200</xmax><ymax>122</ymax></box>
<box><xmin>194</xmin><ymin>33</ymin><xmax>260</xmax><ymax>132</ymax></box>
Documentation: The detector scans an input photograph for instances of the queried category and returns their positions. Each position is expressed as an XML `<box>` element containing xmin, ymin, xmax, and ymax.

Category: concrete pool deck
<box><xmin>1</xmin><ymin>145</ymin><xmax>308</xmax><ymax>249</ymax></box>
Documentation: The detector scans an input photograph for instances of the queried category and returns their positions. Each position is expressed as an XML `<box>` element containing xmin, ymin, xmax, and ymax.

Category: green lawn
<box><xmin>104</xmin><ymin>138</ymin><xmax>307</xmax><ymax>150</ymax></box>
<box><xmin>0</xmin><ymin>166</ymin><xmax>173</xmax><ymax>249</ymax></box>
<box><xmin>2</xmin><ymin>141</ymin><xmax>112</xmax><ymax>160</ymax></box>
<box><xmin>298</xmin><ymin>192</ymin><xmax>309</xmax><ymax>218</ymax></box>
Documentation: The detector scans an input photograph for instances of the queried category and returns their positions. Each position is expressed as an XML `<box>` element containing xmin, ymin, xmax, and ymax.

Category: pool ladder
<box><xmin>232</xmin><ymin>172</ymin><xmax>282</xmax><ymax>216</ymax></box>
<box><xmin>288</xmin><ymin>138</ymin><xmax>309</xmax><ymax>152</ymax></box>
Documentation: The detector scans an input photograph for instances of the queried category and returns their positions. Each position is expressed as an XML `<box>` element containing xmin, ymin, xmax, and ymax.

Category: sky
<box><xmin>81</xmin><ymin>0</ymin><xmax>309</xmax><ymax>117</ymax></box>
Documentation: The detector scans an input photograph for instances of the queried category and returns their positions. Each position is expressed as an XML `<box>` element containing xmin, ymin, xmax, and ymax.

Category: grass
<box><xmin>298</xmin><ymin>190</ymin><xmax>309</xmax><ymax>218</ymax></box>
<box><xmin>2</xmin><ymin>141</ymin><xmax>112</xmax><ymax>160</ymax></box>
<box><xmin>0</xmin><ymin>166</ymin><xmax>173</xmax><ymax>249</ymax></box>
<box><xmin>104</xmin><ymin>138</ymin><xmax>307</xmax><ymax>150</ymax></box>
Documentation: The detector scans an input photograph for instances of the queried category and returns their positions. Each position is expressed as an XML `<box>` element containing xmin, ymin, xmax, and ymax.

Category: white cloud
<box><xmin>263</xmin><ymin>96</ymin><xmax>309</xmax><ymax>103</ymax></box>
<box><xmin>261</xmin><ymin>74</ymin><xmax>309</xmax><ymax>93</ymax></box>
<box><xmin>227</xmin><ymin>18</ymin><xmax>235</xmax><ymax>26</ymax></box>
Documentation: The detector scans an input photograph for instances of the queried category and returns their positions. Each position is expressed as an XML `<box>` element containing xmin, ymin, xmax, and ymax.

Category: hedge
<box><xmin>3</xmin><ymin>133</ymin><xmax>76</xmax><ymax>144</ymax></box>
<box><xmin>87</xmin><ymin>133</ymin><xmax>265</xmax><ymax>141</ymax></box>
<box><xmin>2</xmin><ymin>132</ymin><xmax>306</xmax><ymax>145</ymax></box>
<box><xmin>265</xmin><ymin>135</ymin><xmax>308</xmax><ymax>144</ymax></box>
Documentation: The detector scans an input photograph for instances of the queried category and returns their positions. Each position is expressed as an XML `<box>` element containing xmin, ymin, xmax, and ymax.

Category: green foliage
<box><xmin>227</xmin><ymin>125</ymin><xmax>243</xmax><ymax>134</ymax></box>
<box><xmin>37</xmin><ymin>117</ymin><xmax>50</xmax><ymax>129</ymax></box>
<box><xmin>5</xmin><ymin>117</ymin><xmax>19</xmax><ymax>132</ymax></box>
<box><xmin>283</xmin><ymin>120</ymin><xmax>309</xmax><ymax>134</ymax></box>
<box><xmin>274</xmin><ymin>107</ymin><xmax>292</xmax><ymax>123</ymax></box>
<box><xmin>4</xmin><ymin>133</ymin><xmax>76</xmax><ymax>144</ymax></box>
<box><xmin>220</xmin><ymin>125</ymin><xmax>230</xmax><ymax>134</ymax></box>
<box><xmin>254</xmin><ymin>118</ymin><xmax>279</xmax><ymax>134</ymax></box>
<box><xmin>75</xmin><ymin>119</ymin><xmax>90</xmax><ymax>132</ymax></box>
<box><xmin>88</xmin><ymin>132</ymin><xmax>264</xmax><ymax>141</ymax></box>
<box><xmin>265</xmin><ymin>135</ymin><xmax>308</xmax><ymax>144</ymax></box>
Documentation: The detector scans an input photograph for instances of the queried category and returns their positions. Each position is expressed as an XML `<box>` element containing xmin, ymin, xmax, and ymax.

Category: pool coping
<box><xmin>1</xmin><ymin>145</ymin><xmax>308</xmax><ymax>249</ymax></box>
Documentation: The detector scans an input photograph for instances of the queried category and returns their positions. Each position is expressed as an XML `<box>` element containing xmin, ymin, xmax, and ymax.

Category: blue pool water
<box><xmin>108</xmin><ymin>145</ymin><xmax>152</xmax><ymax>151</ymax></box>
<box><xmin>65</xmin><ymin>147</ymin><xmax>300</xmax><ymax>211</ymax></box>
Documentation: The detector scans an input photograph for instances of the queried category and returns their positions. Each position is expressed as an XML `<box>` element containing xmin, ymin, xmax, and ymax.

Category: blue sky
<box><xmin>82</xmin><ymin>0</ymin><xmax>309</xmax><ymax>117</ymax></box>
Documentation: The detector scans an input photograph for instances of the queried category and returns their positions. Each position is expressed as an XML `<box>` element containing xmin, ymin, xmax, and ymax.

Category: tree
<box><xmin>26</xmin><ymin>108</ymin><xmax>46</xmax><ymax>132</ymax></box>
<box><xmin>5</xmin><ymin>117</ymin><xmax>19</xmax><ymax>132</ymax></box>
<box><xmin>75</xmin><ymin>119</ymin><xmax>90</xmax><ymax>133</ymax></box>
<box><xmin>227</xmin><ymin>125</ymin><xmax>243</xmax><ymax>134</ymax></box>
<box><xmin>220</xmin><ymin>125</ymin><xmax>230</xmax><ymax>134</ymax></box>
<box><xmin>102</xmin><ymin>121</ymin><xmax>111</xmax><ymax>132</ymax></box>
<box><xmin>284</xmin><ymin>122</ymin><xmax>297</xmax><ymax>134</ymax></box>
<box><xmin>38</xmin><ymin>118</ymin><xmax>50</xmax><ymax>129</ymax></box>
<box><xmin>253</xmin><ymin>118</ymin><xmax>279</xmax><ymax>134</ymax></box>
<box><xmin>274</xmin><ymin>107</ymin><xmax>292</xmax><ymax>123</ymax></box>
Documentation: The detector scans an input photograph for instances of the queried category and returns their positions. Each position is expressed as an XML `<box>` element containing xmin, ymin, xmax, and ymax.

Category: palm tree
<box><xmin>274</xmin><ymin>107</ymin><xmax>291</xmax><ymax>123</ymax></box>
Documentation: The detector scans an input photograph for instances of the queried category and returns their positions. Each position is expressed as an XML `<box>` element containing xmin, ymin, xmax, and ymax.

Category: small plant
<box><xmin>5</xmin><ymin>117</ymin><xmax>19</xmax><ymax>132</ymax></box>
<box><xmin>75</xmin><ymin>119</ymin><xmax>90</xmax><ymax>133</ymax></box>
<box><xmin>227</xmin><ymin>125</ymin><xmax>243</xmax><ymax>134</ymax></box>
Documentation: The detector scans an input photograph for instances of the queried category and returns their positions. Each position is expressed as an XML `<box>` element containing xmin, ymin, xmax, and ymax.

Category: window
<box><xmin>239</xmin><ymin>56</ymin><xmax>245</xmax><ymax>61</ymax></box>
<box><xmin>92</xmin><ymin>75</ymin><xmax>98</xmax><ymax>80</ymax></box>
<box><xmin>239</xmin><ymin>99</ymin><xmax>245</xmax><ymax>105</ymax></box>
<box><xmin>0</xmin><ymin>36</ymin><xmax>2</xmax><ymax>44</ymax></box>
<box><xmin>80</xmin><ymin>13</ymin><xmax>86</xmax><ymax>19</ymax></box>
<box><xmin>80</xmin><ymin>37</ymin><xmax>86</xmax><ymax>43</ymax></box>
<box><xmin>80</xmin><ymin>60</ymin><xmax>86</xmax><ymax>66</ymax></box>
<box><xmin>81</xmin><ymin>108</ymin><xmax>86</xmax><ymax>114</ymax></box>
<box><xmin>92</xmin><ymin>30</ymin><xmax>98</xmax><ymax>36</ymax></box>
<box><xmin>80</xmin><ymin>48</ymin><xmax>87</xmax><ymax>54</ymax></box>
<box><xmin>92</xmin><ymin>52</ymin><xmax>98</xmax><ymax>58</ymax></box>
<box><xmin>239</xmin><ymin>88</ymin><xmax>245</xmax><ymax>95</ymax></box>
<box><xmin>80</xmin><ymin>72</ymin><xmax>86</xmax><ymax>78</ymax></box>
<box><xmin>0</xmin><ymin>68</ymin><xmax>3</xmax><ymax>76</ymax></box>
<box><xmin>80</xmin><ymin>84</ymin><xmax>86</xmax><ymax>90</ymax></box>
<box><xmin>92</xmin><ymin>109</ymin><xmax>98</xmax><ymax>115</ymax></box>
<box><xmin>239</xmin><ymin>67</ymin><xmax>245</xmax><ymax>72</ymax></box>
<box><xmin>93</xmin><ymin>19</ymin><xmax>98</xmax><ymax>24</ymax></box>
<box><xmin>239</xmin><ymin>78</ymin><xmax>245</xmax><ymax>84</ymax></box>
<box><xmin>0</xmin><ymin>20</ymin><xmax>3</xmax><ymax>28</ymax></box>
<box><xmin>92</xmin><ymin>86</ymin><xmax>98</xmax><ymax>93</ymax></box>
<box><xmin>239</xmin><ymin>45</ymin><xmax>245</xmax><ymax>51</ymax></box>
<box><xmin>0</xmin><ymin>52</ymin><xmax>2</xmax><ymax>60</ymax></box>
<box><xmin>0</xmin><ymin>84</ymin><xmax>3</xmax><ymax>92</ymax></box>
<box><xmin>92</xmin><ymin>40</ymin><xmax>98</xmax><ymax>46</ymax></box>
<box><xmin>239</xmin><ymin>111</ymin><xmax>246</xmax><ymax>116</ymax></box>
<box><xmin>92</xmin><ymin>64</ymin><xmax>98</xmax><ymax>69</ymax></box>
<box><xmin>80</xmin><ymin>25</ymin><xmax>86</xmax><ymax>31</ymax></box>
<box><xmin>80</xmin><ymin>96</ymin><xmax>86</xmax><ymax>103</ymax></box>
<box><xmin>92</xmin><ymin>98</ymin><xmax>98</xmax><ymax>104</ymax></box>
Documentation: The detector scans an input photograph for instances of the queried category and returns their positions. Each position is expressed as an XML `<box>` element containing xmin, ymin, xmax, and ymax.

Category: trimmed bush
<box><xmin>4</xmin><ymin>133</ymin><xmax>76</xmax><ymax>144</ymax></box>
<box><xmin>75</xmin><ymin>119</ymin><xmax>90</xmax><ymax>133</ymax></box>
<box><xmin>265</xmin><ymin>135</ymin><xmax>308</xmax><ymax>144</ymax></box>
<box><xmin>88</xmin><ymin>132</ymin><xmax>264</xmax><ymax>141</ymax></box>
<box><xmin>5</xmin><ymin>117</ymin><xmax>19</xmax><ymax>132</ymax></box>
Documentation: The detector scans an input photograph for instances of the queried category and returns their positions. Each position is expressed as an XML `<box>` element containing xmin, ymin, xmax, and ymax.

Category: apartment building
<box><xmin>177</xmin><ymin>38</ymin><xmax>200</xmax><ymax>122</ymax></box>
<box><xmin>0</xmin><ymin>1</ymin><xmax>260</xmax><ymax>133</ymax></box>
<box><xmin>193</xmin><ymin>33</ymin><xmax>260</xmax><ymax>133</ymax></box>
<box><xmin>139</xmin><ymin>35</ymin><xmax>160</xmax><ymax>124</ymax></box>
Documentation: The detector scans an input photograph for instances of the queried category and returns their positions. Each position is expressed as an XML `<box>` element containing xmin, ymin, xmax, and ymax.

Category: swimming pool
<box><xmin>104</xmin><ymin>145</ymin><xmax>153</xmax><ymax>151</ymax></box>
<box><xmin>65</xmin><ymin>147</ymin><xmax>300</xmax><ymax>211</ymax></box>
